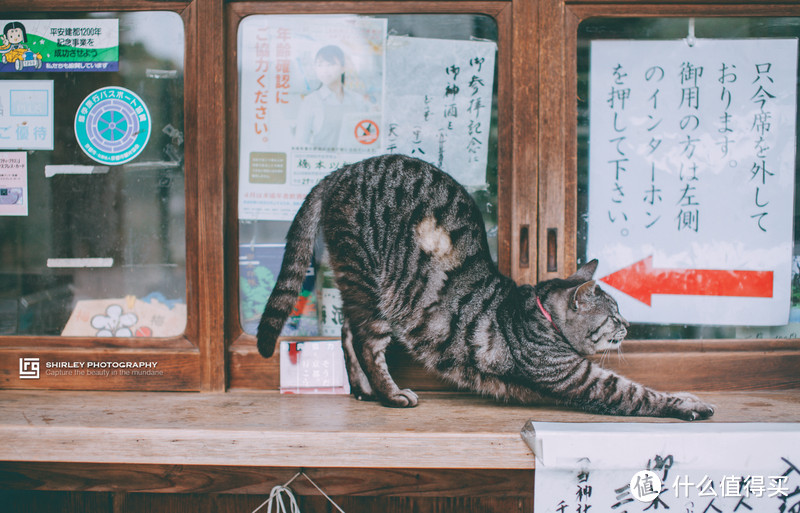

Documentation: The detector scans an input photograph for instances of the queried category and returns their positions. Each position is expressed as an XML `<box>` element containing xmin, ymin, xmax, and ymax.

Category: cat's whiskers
<box><xmin>615</xmin><ymin>343</ymin><xmax>627</xmax><ymax>365</ymax></box>
<box><xmin>598</xmin><ymin>347</ymin><xmax>611</xmax><ymax>368</ymax></box>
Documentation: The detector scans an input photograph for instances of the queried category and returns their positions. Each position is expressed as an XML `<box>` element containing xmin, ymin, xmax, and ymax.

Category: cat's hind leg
<box><xmin>341</xmin><ymin>318</ymin><xmax>376</xmax><ymax>401</ymax></box>
<box><xmin>349</xmin><ymin>315</ymin><xmax>418</xmax><ymax>408</ymax></box>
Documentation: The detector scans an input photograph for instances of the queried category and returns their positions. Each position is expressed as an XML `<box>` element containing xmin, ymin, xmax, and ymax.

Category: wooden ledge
<box><xmin>1</xmin><ymin>390</ymin><xmax>799</xmax><ymax>471</ymax></box>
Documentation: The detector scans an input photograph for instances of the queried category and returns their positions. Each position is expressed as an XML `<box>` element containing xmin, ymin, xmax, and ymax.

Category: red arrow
<box><xmin>599</xmin><ymin>255</ymin><xmax>774</xmax><ymax>306</ymax></box>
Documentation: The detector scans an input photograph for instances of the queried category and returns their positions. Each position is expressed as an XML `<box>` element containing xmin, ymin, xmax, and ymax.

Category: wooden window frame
<box><xmin>540</xmin><ymin>0</ymin><xmax>800</xmax><ymax>391</ymax></box>
<box><xmin>0</xmin><ymin>0</ymin><xmax>226</xmax><ymax>392</ymax></box>
<box><xmin>223</xmin><ymin>1</ymin><xmax>520</xmax><ymax>390</ymax></box>
<box><xmin>2</xmin><ymin>0</ymin><xmax>797</xmax><ymax>394</ymax></box>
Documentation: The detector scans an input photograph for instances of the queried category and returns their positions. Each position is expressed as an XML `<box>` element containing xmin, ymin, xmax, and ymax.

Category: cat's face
<box><xmin>565</xmin><ymin>281</ymin><xmax>629</xmax><ymax>354</ymax></box>
<box><xmin>550</xmin><ymin>260</ymin><xmax>630</xmax><ymax>355</ymax></box>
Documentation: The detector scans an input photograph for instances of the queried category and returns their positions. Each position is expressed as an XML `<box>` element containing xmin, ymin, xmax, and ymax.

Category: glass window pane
<box><xmin>237</xmin><ymin>14</ymin><xmax>499</xmax><ymax>337</ymax></box>
<box><xmin>576</xmin><ymin>17</ymin><xmax>800</xmax><ymax>340</ymax></box>
<box><xmin>0</xmin><ymin>12</ymin><xmax>186</xmax><ymax>337</ymax></box>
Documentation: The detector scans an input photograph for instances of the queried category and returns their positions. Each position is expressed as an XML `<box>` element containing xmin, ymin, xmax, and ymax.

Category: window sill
<box><xmin>0</xmin><ymin>390</ymin><xmax>799</xmax><ymax>471</ymax></box>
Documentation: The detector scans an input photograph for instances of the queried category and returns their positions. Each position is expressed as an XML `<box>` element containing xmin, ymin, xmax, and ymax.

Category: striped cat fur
<box><xmin>257</xmin><ymin>154</ymin><xmax>714</xmax><ymax>420</ymax></box>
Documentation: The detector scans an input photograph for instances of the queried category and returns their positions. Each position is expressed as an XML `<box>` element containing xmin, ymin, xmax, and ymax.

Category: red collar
<box><xmin>536</xmin><ymin>296</ymin><xmax>561</xmax><ymax>334</ymax></box>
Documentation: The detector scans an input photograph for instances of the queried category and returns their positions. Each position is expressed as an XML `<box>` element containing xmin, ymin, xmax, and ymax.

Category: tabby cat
<box><xmin>257</xmin><ymin>154</ymin><xmax>714</xmax><ymax>420</ymax></box>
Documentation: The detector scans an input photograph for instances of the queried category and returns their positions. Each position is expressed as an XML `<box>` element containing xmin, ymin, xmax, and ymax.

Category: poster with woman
<box><xmin>238</xmin><ymin>15</ymin><xmax>386</xmax><ymax>221</ymax></box>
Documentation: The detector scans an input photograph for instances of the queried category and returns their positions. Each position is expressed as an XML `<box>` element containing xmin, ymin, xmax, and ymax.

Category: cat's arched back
<box><xmin>257</xmin><ymin>154</ymin><xmax>714</xmax><ymax>420</ymax></box>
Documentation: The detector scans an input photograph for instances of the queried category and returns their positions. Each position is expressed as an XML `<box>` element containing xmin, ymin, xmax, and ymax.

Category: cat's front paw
<box><xmin>383</xmin><ymin>388</ymin><xmax>419</xmax><ymax>408</ymax></box>
<box><xmin>668</xmin><ymin>393</ymin><xmax>715</xmax><ymax>421</ymax></box>
<box><xmin>352</xmin><ymin>389</ymin><xmax>377</xmax><ymax>402</ymax></box>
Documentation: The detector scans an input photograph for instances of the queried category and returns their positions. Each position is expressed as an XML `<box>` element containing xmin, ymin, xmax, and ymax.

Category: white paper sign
<box><xmin>279</xmin><ymin>340</ymin><xmax>350</xmax><ymax>394</ymax></box>
<box><xmin>384</xmin><ymin>36</ymin><xmax>496</xmax><ymax>187</ymax></box>
<box><xmin>587</xmin><ymin>39</ymin><xmax>798</xmax><ymax>326</ymax></box>
<box><xmin>0</xmin><ymin>80</ymin><xmax>53</xmax><ymax>150</ymax></box>
<box><xmin>524</xmin><ymin>422</ymin><xmax>800</xmax><ymax>513</ymax></box>
<box><xmin>238</xmin><ymin>15</ymin><xmax>387</xmax><ymax>221</ymax></box>
<box><xmin>0</xmin><ymin>151</ymin><xmax>27</xmax><ymax>216</ymax></box>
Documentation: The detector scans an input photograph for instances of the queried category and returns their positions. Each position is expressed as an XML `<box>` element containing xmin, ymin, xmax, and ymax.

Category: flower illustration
<box><xmin>91</xmin><ymin>304</ymin><xmax>138</xmax><ymax>337</ymax></box>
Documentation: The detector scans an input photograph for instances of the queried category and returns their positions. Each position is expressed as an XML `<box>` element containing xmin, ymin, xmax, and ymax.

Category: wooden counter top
<box><xmin>1</xmin><ymin>390</ymin><xmax>799</xmax><ymax>470</ymax></box>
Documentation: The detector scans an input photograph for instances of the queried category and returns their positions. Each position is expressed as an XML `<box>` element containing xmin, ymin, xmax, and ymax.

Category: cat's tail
<box><xmin>256</xmin><ymin>181</ymin><xmax>326</xmax><ymax>358</ymax></box>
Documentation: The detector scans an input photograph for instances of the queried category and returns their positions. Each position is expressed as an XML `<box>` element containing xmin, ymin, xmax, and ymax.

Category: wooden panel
<box><xmin>0</xmin><ymin>337</ymin><xmax>195</xmax><ymax>350</ymax></box>
<box><xmin>567</xmin><ymin>0</ymin><xmax>800</xmax><ymax>6</ymax></box>
<box><xmin>113</xmin><ymin>493</ymin><xmax>207</xmax><ymax>512</ymax></box>
<box><xmin>496</xmin><ymin>3</ymin><xmax>515</xmax><ymax>277</ymax></box>
<box><xmin>193</xmin><ymin>0</ymin><xmax>227</xmax><ymax>392</ymax></box>
<box><xmin>599</xmin><ymin>350</ymin><xmax>800</xmax><ymax>391</ymax></box>
<box><xmin>0</xmin><ymin>491</ymin><xmax>534</xmax><ymax>513</ymax></box>
<box><xmin>229</xmin><ymin>1</ymin><xmax>512</xmax><ymax>17</ymax></box>
<box><xmin>0</xmin><ymin>349</ymin><xmax>200</xmax><ymax>391</ymax></box>
<box><xmin>592</xmin><ymin>340</ymin><xmax>800</xmax><ymax>391</ymax></box>
<box><xmin>0</xmin><ymin>491</ymin><xmax>113</xmax><ymax>513</ymax></box>
<box><xmin>181</xmin><ymin>1</ymin><xmax>200</xmax><ymax>350</ymax></box>
<box><xmin>538</xmin><ymin>0</ymin><xmax>567</xmax><ymax>281</ymax></box>
<box><xmin>0</xmin><ymin>463</ymin><xmax>533</xmax><ymax>497</ymax></box>
<box><xmin>228</xmin><ymin>339</ymin><xmax>280</xmax><ymax>389</ymax></box>
<box><xmin>223</xmin><ymin>2</ymin><xmax>246</xmax><ymax>365</ymax></box>
<box><xmin>510</xmin><ymin>0</ymin><xmax>539</xmax><ymax>284</ymax></box>
<box><xmin>256</xmin><ymin>496</ymin><xmax>533</xmax><ymax>513</ymax></box>
<box><xmin>563</xmin><ymin>6</ymin><xmax>580</xmax><ymax>276</ymax></box>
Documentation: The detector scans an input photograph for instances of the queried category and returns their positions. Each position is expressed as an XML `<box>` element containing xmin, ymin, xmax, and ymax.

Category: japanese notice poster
<box><xmin>384</xmin><ymin>36</ymin><xmax>496</xmax><ymax>187</ymax></box>
<box><xmin>238</xmin><ymin>15</ymin><xmax>387</xmax><ymax>221</ymax></box>
<box><xmin>587</xmin><ymin>39</ymin><xmax>798</xmax><ymax>326</ymax></box>
<box><xmin>280</xmin><ymin>340</ymin><xmax>350</xmax><ymax>394</ymax></box>
<box><xmin>0</xmin><ymin>80</ymin><xmax>53</xmax><ymax>150</ymax></box>
<box><xmin>525</xmin><ymin>422</ymin><xmax>800</xmax><ymax>513</ymax></box>
<box><xmin>0</xmin><ymin>19</ymin><xmax>119</xmax><ymax>72</ymax></box>
<box><xmin>0</xmin><ymin>151</ymin><xmax>27</xmax><ymax>216</ymax></box>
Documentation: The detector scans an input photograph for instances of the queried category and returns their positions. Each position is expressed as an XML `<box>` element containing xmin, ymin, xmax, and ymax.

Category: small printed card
<box><xmin>279</xmin><ymin>339</ymin><xmax>350</xmax><ymax>394</ymax></box>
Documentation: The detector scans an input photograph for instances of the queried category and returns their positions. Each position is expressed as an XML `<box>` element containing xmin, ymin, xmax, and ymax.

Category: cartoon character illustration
<box><xmin>0</xmin><ymin>32</ymin><xmax>10</xmax><ymax>65</ymax></box>
<box><xmin>1</xmin><ymin>22</ymin><xmax>42</xmax><ymax>71</ymax></box>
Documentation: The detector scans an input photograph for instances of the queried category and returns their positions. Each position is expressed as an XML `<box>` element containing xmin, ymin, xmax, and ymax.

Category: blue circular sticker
<box><xmin>74</xmin><ymin>86</ymin><xmax>151</xmax><ymax>165</ymax></box>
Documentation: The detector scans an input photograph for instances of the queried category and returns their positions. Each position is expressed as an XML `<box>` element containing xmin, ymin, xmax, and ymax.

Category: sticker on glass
<box><xmin>0</xmin><ymin>19</ymin><xmax>119</xmax><ymax>72</ymax></box>
<box><xmin>74</xmin><ymin>86</ymin><xmax>151</xmax><ymax>165</ymax></box>
<box><xmin>0</xmin><ymin>80</ymin><xmax>54</xmax><ymax>150</ymax></box>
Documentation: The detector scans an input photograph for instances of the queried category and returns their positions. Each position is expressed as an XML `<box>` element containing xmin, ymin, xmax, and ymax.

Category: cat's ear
<box><xmin>568</xmin><ymin>259</ymin><xmax>599</xmax><ymax>282</ymax></box>
<box><xmin>571</xmin><ymin>280</ymin><xmax>597</xmax><ymax>311</ymax></box>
